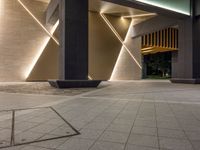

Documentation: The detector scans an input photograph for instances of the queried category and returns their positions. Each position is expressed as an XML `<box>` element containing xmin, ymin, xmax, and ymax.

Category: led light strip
<box><xmin>110</xmin><ymin>19</ymin><xmax>135</xmax><ymax>80</ymax></box>
<box><xmin>110</xmin><ymin>46</ymin><xmax>124</xmax><ymax>80</ymax></box>
<box><xmin>17</xmin><ymin>0</ymin><xmax>59</xmax><ymax>45</ymax></box>
<box><xmin>122</xmin><ymin>13</ymin><xmax>157</xmax><ymax>19</ymax></box>
<box><xmin>88</xmin><ymin>75</ymin><xmax>93</xmax><ymax>80</ymax></box>
<box><xmin>25</xmin><ymin>20</ymin><xmax>59</xmax><ymax>79</ymax></box>
<box><xmin>100</xmin><ymin>14</ymin><xmax>124</xmax><ymax>43</ymax></box>
<box><xmin>100</xmin><ymin>13</ymin><xmax>142</xmax><ymax>69</ymax></box>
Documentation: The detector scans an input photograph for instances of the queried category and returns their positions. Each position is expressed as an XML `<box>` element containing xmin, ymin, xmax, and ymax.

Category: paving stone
<box><xmin>125</xmin><ymin>144</ymin><xmax>159</xmax><ymax>150</ymax></box>
<box><xmin>159</xmin><ymin>137</ymin><xmax>193</xmax><ymax>150</ymax></box>
<box><xmin>99</xmin><ymin>131</ymin><xmax>129</xmax><ymax>144</ymax></box>
<box><xmin>128</xmin><ymin>134</ymin><xmax>159</xmax><ymax>148</ymax></box>
<box><xmin>90</xmin><ymin>141</ymin><xmax>124</xmax><ymax>150</ymax></box>
<box><xmin>57</xmin><ymin>138</ymin><xmax>95</xmax><ymax>150</ymax></box>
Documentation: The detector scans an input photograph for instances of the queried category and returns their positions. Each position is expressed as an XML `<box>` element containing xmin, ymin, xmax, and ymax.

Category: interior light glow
<box><xmin>135</xmin><ymin>0</ymin><xmax>190</xmax><ymax>15</ymax></box>
<box><xmin>24</xmin><ymin>20</ymin><xmax>59</xmax><ymax>79</ymax></box>
<box><xmin>17</xmin><ymin>0</ymin><xmax>59</xmax><ymax>45</ymax></box>
<box><xmin>122</xmin><ymin>13</ymin><xmax>157</xmax><ymax>19</ymax></box>
<box><xmin>100</xmin><ymin>13</ymin><xmax>142</xmax><ymax>70</ymax></box>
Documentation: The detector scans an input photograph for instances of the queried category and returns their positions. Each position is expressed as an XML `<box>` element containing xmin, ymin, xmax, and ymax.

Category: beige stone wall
<box><xmin>0</xmin><ymin>0</ymin><xmax>58</xmax><ymax>81</ymax></box>
<box><xmin>89</xmin><ymin>12</ymin><xmax>142</xmax><ymax>80</ymax></box>
<box><xmin>0</xmin><ymin>0</ymin><xmax>142</xmax><ymax>81</ymax></box>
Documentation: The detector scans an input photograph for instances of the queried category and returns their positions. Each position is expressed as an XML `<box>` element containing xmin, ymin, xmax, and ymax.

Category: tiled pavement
<box><xmin>0</xmin><ymin>80</ymin><xmax>200</xmax><ymax>150</ymax></box>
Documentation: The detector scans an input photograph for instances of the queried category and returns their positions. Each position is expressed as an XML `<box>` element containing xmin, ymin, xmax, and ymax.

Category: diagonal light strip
<box><xmin>100</xmin><ymin>14</ymin><xmax>124</xmax><ymax>43</ymax></box>
<box><xmin>88</xmin><ymin>75</ymin><xmax>93</xmax><ymax>80</ymax></box>
<box><xmin>110</xmin><ymin>46</ymin><xmax>125</xmax><ymax>80</ymax></box>
<box><xmin>122</xmin><ymin>13</ymin><xmax>157</xmax><ymax>19</ymax></box>
<box><xmin>17</xmin><ymin>0</ymin><xmax>59</xmax><ymax>45</ymax></box>
<box><xmin>25</xmin><ymin>20</ymin><xmax>59</xmax><ymax>79</ymax></box>
<box><xmin>100</xmin><ymin>13</ymin><xmax>142</xmax><ymax>69</ymax></box>
<box><xmin>110</xmin><ymin>19</ymin><xmax>134</xmax><ymax>80</ymax></box>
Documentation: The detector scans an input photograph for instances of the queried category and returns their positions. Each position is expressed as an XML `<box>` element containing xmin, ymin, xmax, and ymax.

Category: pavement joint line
<box><xmin>167</xmin><ymin>102</ymin><xmax>196</xmax><ymax>150</ymax></box>
<box><xmin>123</xmin><ymin>100</ymin><xmax>144</xmax><ymax>150</ymax></box>
<box><xmin>87</xmin><ymin>100</ymin><xmax>130</xmax><ymax>150</ymax></box>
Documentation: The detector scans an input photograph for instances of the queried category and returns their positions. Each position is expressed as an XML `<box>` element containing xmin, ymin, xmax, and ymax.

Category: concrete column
<box><xmin>171</xmin><ymin>0</ymin><xmax>200</xmax><ymax>83</ymax></box>
<box><xmin>192</xmin><ymin>0</ymin><xmax>200</xmax><ymax>79</ymax></box>
<box><xmin>49</xmin><ymin>0</ymin><xmax>101</xmax><ymax>88</ymax></box>
<box><xmin>59</xmin><ymin>0</ymin><xmax>88</xmax><ymax>80</ymax></box>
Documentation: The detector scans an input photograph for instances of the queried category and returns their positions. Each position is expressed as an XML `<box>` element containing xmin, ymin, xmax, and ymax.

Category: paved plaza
<box><xmin>0</xmin><ymin>80</ymin><xmax>200</xmax><ymax>150</ymax></box>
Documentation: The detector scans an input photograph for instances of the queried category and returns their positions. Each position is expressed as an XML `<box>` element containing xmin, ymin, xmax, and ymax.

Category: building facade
<box><xmin>0</xmin><ymin>0</ymin><xmax>199</xmax><ymax>84</ymax></box>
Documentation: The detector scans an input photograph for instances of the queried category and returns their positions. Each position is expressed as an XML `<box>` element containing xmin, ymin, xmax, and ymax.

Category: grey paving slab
<box><xmin>99</xmin><ymin>131</ymin><xmax>129</xmax><ymax>144</ymax></box>
<box><xmin>0</xmin><ymin>111</ymin><xmax>12</xmax><ymax>148</ymax></box>
<box><xmin>106</xmin><ymin>123</ymin><xmax>133</xmax><ymax>133</ymax></box>
<box><xmin>159</xmin><ymin>137</ymin><xmax>193</xmax><ymax>150</ymax></box>
<box><xmin>131</xmin><ymin>127</ymin><xmax>157</xmax><ymax>136</ymax></box>
<box><xmin>90</xmin><ymin>141</ymin><xmax>124</xmax><ymax>150</ymax></box>
<box><xmin>0</xmin><ymin>81</ymin><xmax>200</xmax><ymax>150</ymax></box>
<box><xmin>19</xmin><ymin>145</ymin><xmax>50</xmax><ymax>150</ymax></box>
<box><xmin>185</xmin><ymin>131</ymin><xmax>200</xmax><ymax>141</ymax></box>
<box><xmin>191</xmin><ymin>140</ymin><xmax>200</xmax><ymax>150</ymax></box>
<box><xmin>134</xmin><ymin>119</ymin><xmax>157</xmax><ymax>128</ymax></box>
<box><xmin>76</xmin><ymin>129</ymin><xmax>103</xmax><ymax>140</ymax></box>
<box><xmin>127</xmin><ymin>134</ymin><xmax>159</xmax><ymax>148</ymax></box>
<box><xmin>158</xmin><ymin>129</ymin><xmax>187</xmax><ymax>139</ymax></box>
<box><xmin>57</xmin><ymin>138</ymin><xmax>95</xmax><ymax>150</ymax></box>
<box><xmin>30</xmin><ymin>138</ymin><xmax>67</xmax><ymax>149</ymax></box>
<box><xmin>125</xmin><ymin>144</ymin><xmax>159</xmax><ymax>150</ymax></box>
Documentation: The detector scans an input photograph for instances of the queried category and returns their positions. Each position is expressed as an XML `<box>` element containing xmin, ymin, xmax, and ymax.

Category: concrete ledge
<box><xmin>48</xmin><ymin>80</ymin><xmax>102</xmax><ymax>88</ymax></box>
<box><xmin>171</xmin><ymin>78</ymin><xmax>200</xmax><ymax>84</ymax></box>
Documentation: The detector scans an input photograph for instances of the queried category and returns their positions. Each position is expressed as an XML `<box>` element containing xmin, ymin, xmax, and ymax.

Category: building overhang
<box><xmin>103</xmin><ymin>0</ymin><xmax>190</xmax><ymax>19</ymax></box>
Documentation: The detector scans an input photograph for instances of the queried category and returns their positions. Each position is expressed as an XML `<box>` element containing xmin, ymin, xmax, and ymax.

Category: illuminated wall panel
<box><xmin>27</xmin><ymin>37</ymin><xmax>59</xmax><ymax>81</ymax></box>
<box><xmin>89</xmin><ymin>11</ymin><xmax>142</xmax><ymax>80</ymax></box>
<box><xmin>89</xmin><ymin>12</ymin><xmax>124</xmax><ymax>80</ymax></box>
<box><xmin>110</xmin><ymin>39</ymin><xmax>142</xmax><ymax>80</ymax></box>
<box><xmin>0</xmin><ymin>0</ymin><xmax>59</xmax><ymax>81</ymax></box>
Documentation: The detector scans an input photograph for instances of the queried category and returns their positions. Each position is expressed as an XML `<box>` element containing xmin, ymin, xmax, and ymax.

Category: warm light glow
<box><xmin>122</xmin><ymin>13</ymin><xmax>157</xmax><ymax>19</ymax></box>
<box><xmin>100</xmin><ymin>13</ymin><xmax>142</xmax><ymax>72</ymax></box>
<box><xmin>100</xmin><ymin>14</ymin><xmax>124</xmax><ymax>43</ymax></box>
<box><xmin>88</xmin><ymin>75</ymin><xmax>93</xmax><ymax>80</ymax></box>
<box><xmin>17</xmin><ymin>0</ymin><xmax>59</xmax><ymax>45</ymax></box>
<box><xmin>24</xmin><ymin>20</ymin><xmax>59</xmax><ymax>79</ymax></box>
<box><xmin>110</xmin><ymin>47</ymin><xmax>125</xmax><ymax>81</ymax></box>
<box><xmin>135</xmin><ymin>0</ymin><xmax>190</xmax><ymax>15</ymax></box>
<box><xmin>51</xmin><ymin>20</ymin><xmax>59</xmax><ymax>33</ymax></box>
<box><xmin>110</xmin><ymin>19</ymin><xmax>141</xmax><ymax>80</ymax></box>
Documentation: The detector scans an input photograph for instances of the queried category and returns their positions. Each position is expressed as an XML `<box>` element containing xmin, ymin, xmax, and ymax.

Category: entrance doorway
<box><xmin>143</xmin><ymin>52</ymin><xmax>172</xmax><ymax>79</ymax></box>
<box><xmin>141</xmin><ymin>27</ymin><xmax>178</xmax><ymax>79</ymax></box>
